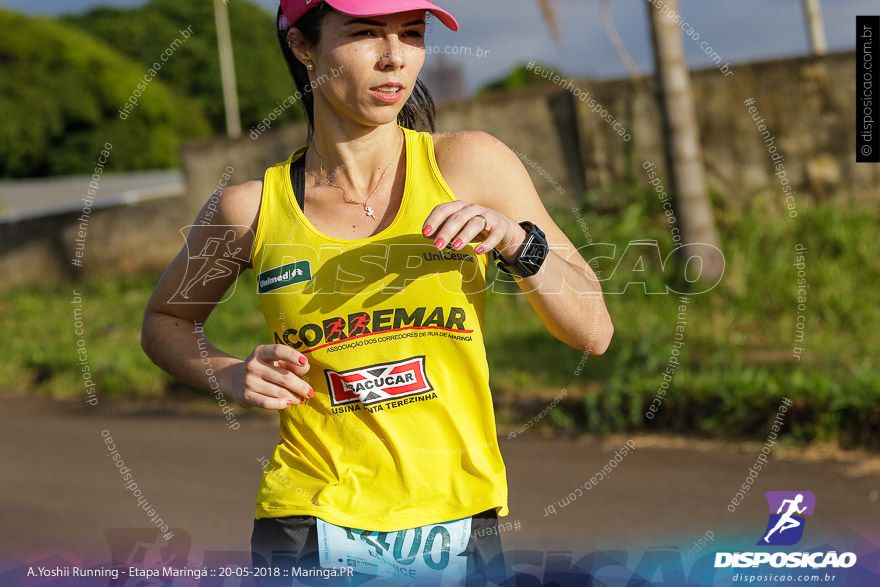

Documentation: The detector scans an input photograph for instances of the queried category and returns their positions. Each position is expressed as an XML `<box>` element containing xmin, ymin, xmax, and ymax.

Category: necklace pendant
<box><xmin>364</xmin><ymin>204</ymin><xmax>376</xmax><ymax>220</ymax></box>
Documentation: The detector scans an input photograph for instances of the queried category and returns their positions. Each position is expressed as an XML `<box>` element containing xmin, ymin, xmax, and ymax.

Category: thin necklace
<box><xmin>313</xmin><ymin>131</ymin><xmax>403</xmax><ymax>221</ymax></box>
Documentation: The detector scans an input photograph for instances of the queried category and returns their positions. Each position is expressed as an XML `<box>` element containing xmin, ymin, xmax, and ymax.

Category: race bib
<box><xmin>316</xmin><ymin>517</ymin><xmax>472</xmax><ymax>585</ymax></box>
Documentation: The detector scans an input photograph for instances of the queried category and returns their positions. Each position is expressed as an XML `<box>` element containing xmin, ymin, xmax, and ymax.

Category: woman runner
<box><xmin>141</xmin><ymin>0</ymin><xmax>613</xmax><ymax>584</ymax></box>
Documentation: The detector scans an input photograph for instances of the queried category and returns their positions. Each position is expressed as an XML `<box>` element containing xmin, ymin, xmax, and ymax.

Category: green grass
<box><xmin>2</xmin><ymin>194</ymin><xmax>878</xmax><ymax>446</ymax></box>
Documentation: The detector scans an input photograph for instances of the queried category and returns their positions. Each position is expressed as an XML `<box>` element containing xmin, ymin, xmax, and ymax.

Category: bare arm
<box><xmin>141</xmin><ymin>182</ymin><xmax>313</xmax><ymax>410</ymax></box>
<box><xmin>428</xmin><ymin>131</ymin><xmax>613</xmax><ymax>354</ymax></box>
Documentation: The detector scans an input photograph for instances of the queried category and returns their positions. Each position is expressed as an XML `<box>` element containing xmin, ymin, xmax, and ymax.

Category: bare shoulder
<box><xmin>432</xmin><ymin>130</ymin><xmax>534</xmax><ymax>208</ymax></box>
<box><xmin>433</xmin><ymin>130</ymin><xmax>587</xmax><ymax>266</ymax></box>
<box><xmin>432</xmin><ymin>130</ymin><xmax>516</xmax><ymax>170</ymax></box>
<box><xmin>431</xmin><ymin>130</ymin><xmax>530</xmax><ymax>204</ymax></box>
<box><xmin>196</xmin><ymin>179</ymin><xmax>263</xmax><ymax>232</ymax></box>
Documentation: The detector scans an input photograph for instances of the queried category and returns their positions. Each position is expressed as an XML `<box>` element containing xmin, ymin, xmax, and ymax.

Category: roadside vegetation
<box><xmin>3</xmin><ymin>195</ymin><xmax>876</xmax><ymax>448</ymax></box>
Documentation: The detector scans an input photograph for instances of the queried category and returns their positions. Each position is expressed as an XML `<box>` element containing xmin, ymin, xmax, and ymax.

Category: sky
<box><xmin>0</xmin><ymin>0</ymin><xmax>871</xmax><ymax>93</ymax></box>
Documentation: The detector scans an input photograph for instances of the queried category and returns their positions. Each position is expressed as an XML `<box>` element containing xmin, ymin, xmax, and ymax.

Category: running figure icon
<box><xmin>169</xmin><ymin>227</ymin><xmax>251</xmax><ymax>303</ymax></box>
<box><xmin>761</xmin><ymin>493</ymin><xmax>807</xmax><ymax>544</ymax></box>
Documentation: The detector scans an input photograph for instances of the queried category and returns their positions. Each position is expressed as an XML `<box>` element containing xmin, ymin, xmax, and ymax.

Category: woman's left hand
<box><xmin>421</xmin><ymin>201</ymin><xmax>526</xmax><ymax>258</ymax></box>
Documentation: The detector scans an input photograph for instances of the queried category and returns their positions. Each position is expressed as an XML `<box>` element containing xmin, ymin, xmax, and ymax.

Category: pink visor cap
<box><xmin>280</xmin><ymin>0</ymin><xmax>459</xmax><ymax>31</ymax></box>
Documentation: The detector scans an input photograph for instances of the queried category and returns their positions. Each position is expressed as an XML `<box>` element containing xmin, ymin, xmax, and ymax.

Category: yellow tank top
<box><xmin>251</xmin><ymin>126</ymin><xmax>508</xmax><ymax>531</ymax></box>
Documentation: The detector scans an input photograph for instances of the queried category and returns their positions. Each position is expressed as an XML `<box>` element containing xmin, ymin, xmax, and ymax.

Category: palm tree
<box><xmin>536</xmin><ymin>0</ymin><xmax>724</xmax><ymax>283</ymax></box>
<box><xmin>536</xmin><ymin>0</ymin><xmax>561</xmax><ymax>44</ymax></box>
<box><xmin>802</xmin><ymin>0</ymin><xmax>827</xmax><ymax>55</ymax></box>
<box><xmin>646</xmin><ymin>0</ymin><xmax>723</xmax><ymax>282</ymax></box>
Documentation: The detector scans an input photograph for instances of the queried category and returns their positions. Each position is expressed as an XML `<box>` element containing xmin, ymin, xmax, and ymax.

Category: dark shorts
<box><xmin>251</xmin><ymin>509</ymin><xmax>506</xmax><ymax>586</ymax></box>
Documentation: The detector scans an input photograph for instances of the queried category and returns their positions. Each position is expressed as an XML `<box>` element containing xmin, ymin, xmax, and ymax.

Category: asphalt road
<box><xmin>1</xmin><ymin>395</ymin><xmax>878</xmax><ymax>582</ymax></box>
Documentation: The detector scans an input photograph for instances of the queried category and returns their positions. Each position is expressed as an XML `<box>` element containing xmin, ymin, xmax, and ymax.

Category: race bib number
<box><xmin>316</xmin><ymin>517</ymin><xmax>472</xmax><ymax>585</ymax></box>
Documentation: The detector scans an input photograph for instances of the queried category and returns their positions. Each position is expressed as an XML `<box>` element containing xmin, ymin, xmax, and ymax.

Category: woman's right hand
<box><xmin>219</xmin><ymin>345</ymin><xmax>314</xmax><ymax>410</ymax></box>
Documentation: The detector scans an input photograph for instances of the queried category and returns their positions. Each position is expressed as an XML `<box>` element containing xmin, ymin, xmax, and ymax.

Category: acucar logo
<box><xmin>326</xmin><ymin>356</ymin><xmax>433</xmax><ymax>406</ymax></box>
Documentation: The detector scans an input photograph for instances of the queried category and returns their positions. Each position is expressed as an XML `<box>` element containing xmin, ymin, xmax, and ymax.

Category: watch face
<box><xmin>519</xmin><ymin>233</ymin><xmax>549</xmax><ymax>275</ymax></box>
<box><xmin>494</xmin><ymin>223</ymin><xmax>549</xmax><ymax>277</ymax></box>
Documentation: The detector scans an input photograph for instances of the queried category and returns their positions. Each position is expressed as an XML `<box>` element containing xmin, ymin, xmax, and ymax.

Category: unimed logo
<box><xmin>257</xmin><ymin>261</ymin><xmax>312</xmax><ymax>294</ymax></box>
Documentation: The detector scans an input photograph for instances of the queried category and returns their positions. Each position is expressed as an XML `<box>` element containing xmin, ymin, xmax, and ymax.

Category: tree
<box><xmin>801</xmin><ymin>0</ymin><xmax>827</xmax><ymax>55</ymax></box>
<box><xmin>536</xmin><ymin>0</ymin><xmax>561</xmax><ymax>44</ymax></box>
<box><xmin>647</xmin><ymin>0</ymin><xmax>723</xmax><ymax>282</ymax></box>
<box><xmin>535</xmin><ymin>0</ymin><xmax>724</xmax><ymax>283</ymax></box>
<box><xmin>63</xmin><ymin>0</ymin><xmax>300</xmax><ymax>136</ymax></box>
<box><xmin>0</xmin><ymin>9</ymin><xmax>210</xmax><ymax>178</ymax></box>
<box><xmin>477</xmin><ymin>63</ymin><xmax>567</xmax><ymax>96</ymax></box>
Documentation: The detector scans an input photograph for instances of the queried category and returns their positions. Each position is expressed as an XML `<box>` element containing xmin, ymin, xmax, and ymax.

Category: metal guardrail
<box><xmin>0</xmin><ymin>170</ymin><xmax>184</xmax><ymax>223</ymax></box>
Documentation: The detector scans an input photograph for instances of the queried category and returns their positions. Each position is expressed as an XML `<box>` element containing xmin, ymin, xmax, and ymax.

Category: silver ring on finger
<box><xmin>475</xmin><ymin>214</ymin><xmax>489</xmax><ymax>233</ymax></box>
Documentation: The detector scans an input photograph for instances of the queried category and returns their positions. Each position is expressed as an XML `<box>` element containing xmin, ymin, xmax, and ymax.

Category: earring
<box><xmin>306</xmin><ymin>64</ymin><xmax>315</xmax><ymax>71</ymax></box>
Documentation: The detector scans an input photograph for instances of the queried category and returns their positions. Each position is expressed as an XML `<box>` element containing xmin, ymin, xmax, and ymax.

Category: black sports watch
<box><xmin>492</xmin><ymin>221</ymin><xmax>549</xmax><ymax>278</ymax></box>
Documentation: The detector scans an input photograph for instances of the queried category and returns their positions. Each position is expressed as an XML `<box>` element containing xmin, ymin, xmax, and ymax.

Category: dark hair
<box><xmin>276</xmin><ymin>6</ymin><xmax>436</xmax><ymax>135</ymax></box>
